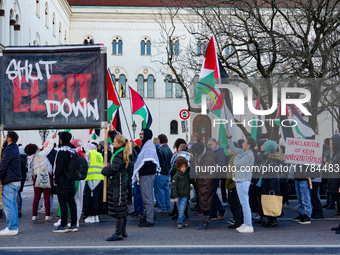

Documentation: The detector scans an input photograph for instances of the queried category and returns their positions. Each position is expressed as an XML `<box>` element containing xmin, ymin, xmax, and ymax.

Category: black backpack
<box><xmin>65</xmin><ymin>152</ymin><xmax>89</xmax><ymax>181</ymax></box>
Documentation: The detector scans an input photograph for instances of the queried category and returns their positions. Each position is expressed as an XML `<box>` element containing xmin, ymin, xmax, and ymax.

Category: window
<box><xmin>225</xmin><ymin>43</ymin><xmax>235</xmax><ymax>56</ymax></box>
<box><xmin>137</xmin><ymin>75</ymin><xmax>144</xmax><ymax>97</ymax></box>
<box><xmin>169</xmin><ymin>39</ymin><xmax>179</xmax><ymax>56</ymax></box>
<box><xmin>170</xmin><ymin>120</ymin><xmax>178</xmax><ymax>134</ymax></box>
<box><xmin>111</xmin><ymin>74</ymin><xmax>116</xmax><ymax>87</ymax></box>
<box><xmin>165</xmin><ymin>75</ymin><xmax>172</xmax><ymax>98</ymax></box>
<box><xmin>36</xmin><ymin>0</ymin><xmax>40</xmax><ymax>17</ymax></box>
<box><xmin>140</xmin><ymin>38</ymin><xmax>151</xmax><ymax>56</ymax></box>
<box><xmin>84</xmin><ymin>36</ymin><xmax>94</xmax><ymax>45</ymax></box>
<box><xmin>202</xmin><ymin>41</ymin><xmax>207</xmax><ymax>55</ymax></box>
<box><xmin>119</xmin><ymin>74</ymin><xmax>126</xmax><ymax>98</ymax></box>
<box><xmin>175</xmin><ymin>76</ymin><xmax>183</xmax><ymax>98</ymax></box>
<box><xmin>147</xmin><ymin>75</ymin><xmax>154</xmax><ymax>98</ymax></box>
<box><xmin>52</xmin><ymin>13</ymin><xmax>55</xmax><ymax>36</ymax></box>
<box><xmin>112</xmin><ymin>37</ymin><xmax>123</xmax><ymax>55</ymax></box>
<box><xmin>45</xmin><ymin>2</ymin><xmax>48</xmax><ymax>28</ymax></box>
<box><xmin>197</xmin><ymin>41</ymin><xmax>201</xmax><ymax>55</ymax></box>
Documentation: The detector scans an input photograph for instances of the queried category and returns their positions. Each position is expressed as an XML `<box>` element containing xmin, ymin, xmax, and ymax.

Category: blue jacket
<box><xmin>0</xmin><ymin>143</ymin><xmax>22</xmax><ymax>185</ymax></box>
<box><xmin>157</xmin><ymin>144</ymin><xmax>173</xmax><ymax>175</ymax></box>
<box><xmin>213</xmin><ymin>146</ymin><xmax>225</xmax><ymax>166</ymax></box>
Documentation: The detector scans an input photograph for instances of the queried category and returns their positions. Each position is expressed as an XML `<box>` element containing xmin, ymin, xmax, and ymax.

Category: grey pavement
<box><xmin>0</xmin><ymin>184</ymin><xmax>340</xmax><ymax>254</ymax></box>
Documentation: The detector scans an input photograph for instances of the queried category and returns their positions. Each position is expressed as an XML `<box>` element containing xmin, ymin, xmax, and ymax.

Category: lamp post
<box><xmin>132</xmin><ymin>121</ymin><xmax>137</xmax><ymax>139</ymax></box>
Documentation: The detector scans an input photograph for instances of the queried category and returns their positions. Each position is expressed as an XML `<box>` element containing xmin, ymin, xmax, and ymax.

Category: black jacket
<box><xmin>157</xmin><ymin>144</ymin><xmax>173</xmax><ymax>175</ymax></box>
<box><xmin>47</xmin><ymin>148</ymin><xmax>57</xmax><ymax>168</ymax></box>
<box><xmin>327</xmin><ymin>151</ymin><xmax>340</xmax><ymax>193</ymax></box>
<box><xmin>0</xmin><ymin>143</ymin><xmax>21</xmax><ymax>185</ymax></box>
<box><xmin>102</xmin><ymin>146</ymin><xmax>128</xmax><ymax>218</ymax></box>
<box><xmin>171</xmin><ymin>170</ymin><xmax>190</xmax><ymax>199</ymax></box>
<box><xmin>54</xmin><ymin>143</ymin><xmax>75</xmax><ymax>185</ymax></box>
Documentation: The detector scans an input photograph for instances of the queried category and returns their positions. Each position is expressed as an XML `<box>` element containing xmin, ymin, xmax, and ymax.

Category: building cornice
<box><xmin>58</xmin><ymin>0</ymin><xmax>72</xmax><ymax>19</ymax></box>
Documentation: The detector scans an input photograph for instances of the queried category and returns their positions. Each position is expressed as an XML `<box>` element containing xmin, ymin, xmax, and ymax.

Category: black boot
<box><xmin>122</xmin><ymin>217</ymin><xmax>128</xmax><ymax>238</ymax></box>
<box><xmin>169</xmin><ymin>203</ymin><xmax>178</xmax><ymax>216</ymax></box>
<box><xmin>106</xmin><ymin>219</ymin><xmax>123</xmax><ymax>241</ymax></box>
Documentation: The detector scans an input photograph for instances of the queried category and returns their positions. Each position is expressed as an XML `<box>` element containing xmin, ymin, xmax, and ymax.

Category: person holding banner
<box><xmin>25</xmin><ymin>132</ymin><xmax>57</xmax><ymax>222</ymax></box>
<box><xmin>102</xmin><ymin>132</ymin><xmax>131</xmax><ymax>241</ymax></box>
<box><xmin>83</xmin><ymin>143</ymin><xmax>106</xmax><ymax>224</ymax></box>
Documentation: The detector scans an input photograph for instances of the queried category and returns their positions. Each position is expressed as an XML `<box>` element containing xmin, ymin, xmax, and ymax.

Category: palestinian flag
<box><xmin>107</xmin><ymin>69</ymin><xmax>121</xmax><ymax>122</ymax></box>
<box><xmin>275</xmin><ymin>101</ymin><xmax>294</xmax><ymax>145</ymax></box>
<box><xmin>290</xmin><ymin>104</ymin><xmax>315</xmax><ymax>138</ymax></box>
<box><xmin>129</xmin><ymin>86</ymin><xmax>153</xmax><ymax>129</ymax></box>
<box><xmin>251</xmin><ymin>91</ymin><xmax>261</xmax><ymax>141</ymax></box>
<box><xmin>90</xmin><ymin>128</ymin><xmax>101</xmax><ymax>140</ymax></box>
<box><xmin>108</xmin><ymin>110</ymin><xmax>122</xmax><ymax>144</ymax></box>
<box><xmin>194</xmin><ymin>36</ymin><xmax>229</xmax><ymax>104</ymax></box>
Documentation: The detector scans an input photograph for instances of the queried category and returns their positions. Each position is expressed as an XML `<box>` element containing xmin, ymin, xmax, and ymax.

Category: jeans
<box><xmin>177</xmin><ymin>197</ymin><xmax>188</xmax><ymax>223</ymax></box>
<box><xmin>236</xmin><ymin>181</ymin><xmax>252</xmax><ymax>227</ymax></box>
<box><xmin>2</xmin><ymin>183</ymin><xmax>20</xmax><ymax>230</ymax></box>
<box><xmin>132</xmin><ymin>183</ymin><xmax>144</xmax><ymax>214</ymax></box>
<box><xmin>56</xmin><ymin>182</ymin><xmax>77</xmax><ymax>227</ymax></box>
<box><xmin>296</xmin><ymin>180</ymin><xmax>312</xmax><ymax>218</ymax></box>
<box><xmin>154</xmin><ymin>174</ymin><xmax>170</xmax><ymax>211</ymax></box>
<box><xmin>140</xmin><ymin>175</ymin><xmax>155</xmax><ymax>224</ymax></box>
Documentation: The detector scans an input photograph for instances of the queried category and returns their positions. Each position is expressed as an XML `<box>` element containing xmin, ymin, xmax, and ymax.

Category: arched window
<box><xmin>119</xmin><ymin>74</ymin><xmax>126</xmax><ymax>98</ymax></box>
<box><xmin>118</xmin><ymin>40</ymin><xmax>123</xmax><ymax>54</ymax></box>
<box><xmin>169</xmin><ymin>39</ymin><xmax>179</xmax><ymax>56</ymax></box>
<box><xmin>137</xmin><ymin>75</ymin><xmax>144</xmax><ymax>97</ymax></box>
<box><xmin>52</xmin><ymin>13</ymin><xmax>56</xmax><ymax>36</ymax></box>
<box><xmin>45</xmin><ymin>2</ymin><xmax>49</xmax><ymax>28</ymax></box>
<box><xmin>175</xmin><ymin>41</ymin><xmax>179</xmax><ymax>55</ymax></box>
<box><xmin>112</xmin><ymin>37</ymin><xmax>123</xmax><ymax>55</ymax></box>
<box><xmin>141</xmin><ymin>38</ymin><xmax>151</xmax><ymax>56</ymax></box>
<box><xmin>141</xmin><ymin>41</ymin><xmax>145</xmax><ymax>55</ymax></box>
<box><xmin>165</xmin><ymin>75</ymin><xmax>172</xmax><ymax>98</ymax></box>
<box><xmin>175</xmin><ymin>76</ymin><xmax>182</xmax><ymax>98</ymax></box>
<box><xmin>193</xmin><ymin>75</ymin><xmax>199</xmax><ymax>97</ymax></box>
<box><xmin>111</xmin><ymin>74</ymin><xmax>116</xmax><ymax>87</ymax></box>
<box><xmin>36</xmin><ymin>0</ymin><xmax>40</xmax><ymax>17</ymax></box>
<box><xmin>170</xmin><ymin>120</ymin><xmax>178</xmax><ymax>134</ymax></box>
<box><xmin>84</xmin><ymin>36</ymin><xmax>94</xmax><ymax>45</ymax></box>
<box><xmin>146</xmin><ymin>40</ymin><xmax>151</xmax><ymax>55</ymax></box>
<box><xmin>147</xmin><ymin>75</ymin><xmax>154</xmax><ymax>98</ymax></box>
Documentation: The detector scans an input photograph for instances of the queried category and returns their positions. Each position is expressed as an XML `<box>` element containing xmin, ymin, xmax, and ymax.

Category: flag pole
<box><xmin>108</xmin><ymin>68</ymin><xmax>133</xmax><ymax>141</ymax></box>
<box><xmin>103</xmin><ymin>125</ymin><xmax>108</xmax><ymax>202</ymax></box>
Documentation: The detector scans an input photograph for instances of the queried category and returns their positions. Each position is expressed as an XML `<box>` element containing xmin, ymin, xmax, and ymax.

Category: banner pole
<box><xmin>108</xmin><ymin>68</ymin><xmax>133</xmax><ymax>140</ymax></box>
<box><xmin>128</xmin><ymin>87</ymin><xmax>136</xmax><ymax>139</ymax></box>
<box><xmin>103</xmin><ymin>125</ymin><xmax>108</xmax><ymax>203</ymax></box>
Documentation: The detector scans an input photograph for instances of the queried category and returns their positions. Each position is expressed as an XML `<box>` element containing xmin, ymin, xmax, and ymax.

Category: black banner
<box><xmin>0</xmin><ymin>45</ymin><xmax>107</xmax><ymax>130</ymax></box>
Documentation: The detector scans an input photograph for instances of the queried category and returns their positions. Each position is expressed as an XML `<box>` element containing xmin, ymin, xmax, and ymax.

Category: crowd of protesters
<box><xmin>0</xmin><ymin>126</ymin><xmax>340</xmax><ymax>239</ymax></box>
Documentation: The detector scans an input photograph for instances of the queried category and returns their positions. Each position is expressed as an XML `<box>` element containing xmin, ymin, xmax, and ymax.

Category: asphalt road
<box><xmin>1</xmin><ymin>184</ymin><xmax>340</xmax><ymax>254</ymax></box>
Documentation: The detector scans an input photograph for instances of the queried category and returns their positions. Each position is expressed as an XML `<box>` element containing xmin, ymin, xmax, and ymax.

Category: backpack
<box><xmin>65</xmin><ymin>152</ymin><xmax>89</xmax><ymax>181</ymax></box>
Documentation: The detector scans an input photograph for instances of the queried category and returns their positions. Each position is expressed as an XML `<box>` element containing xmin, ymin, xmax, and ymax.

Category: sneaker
<box><xmin>292</xmin><ymin>205</ymin><xmax>299</xmax><ymax>211</ymax></box>
<box><xmin>227</xmin><ymin>219</ymin><xmax>235</xmax><ymax>225</ymax></box>
<box><xmin>138</xmin><ymin>221</ymin><xmax>154</xmax><ymax>227</ymax></box>
<box><xmin>236</xmin><ymin>224</ymin><xmax>246</xmax><ymax>231</ymax></box>
<box><xmin>332</xmin><ymin>214</ymin><xmax>340</xmax><ymax>218</ymax></box>
<box><xmin>69</xmin><ymin>225</ymin><xmax>79</xmax><ymax>232</ymax></box>
<box><xmin>196</xmin><ymin>222</ymin><xmax>210</xmax><ymax>230</ymax></box>
<box><xmin>293</xmin><ymin>214</ymin><xmax>304</xmax><ymax>222</ymax></box>
<box><xmin>45</xmin><ymin>216</ymin><xmax>53</xmax><ymax>221</ymax></box>
<box><xmin>298</xmin><ymin>215</ymin><xmax>311</xmax><ymax>224</ymax></box>
<box><xmin>52</xmin><ymin>225</ymin><xmax>69</xmax><ymax>233</ymax></box>
<box><xmin>38</xmin><ymin>206</ymin><xmax>45</xmax><ymax>214</ymax></box>
<box><xmin>282</xmin><ymin>203</ymin><xmax>287</xmax><ymax>208</ymax></box>
<box><xmin>32</xmin><ymin>216</ymin><xmax>37</xmax><ymax>221</ymax></box>
<box><xmin>54</xmin><ymin>219</ymin><xmax>61</xmax><ymax>227</ymax></box>
<box><xmin>218</xmin><ymin>210</ymin><xmax>227</xmax><ymax>220</ymax></box>
<box><xmin>0</xmin><ymin>227</ymin><xmax>18</xmax><ymax>236</ymax></box>
<box><xmin>210</xmin><ymin>216</ymin><xmax>218</xmax><ymax>220</ymax></box>
<box><xmin>195</xmin><ymin>211</ymin><xmax>203</xmax><ymax>216</ymax></box>
<box><xmin>252</xmin><ymin>213</ymin><xmax>260</xmax><ymax>220</ymax></box>
<box><xmin>182</xmin><ymin>223</ymin><xmax>188</xmax><ymax>228</ymax></box>
<box><xmin>177</xmin><ymin>223</ymin><xmax>183</xmax><ymax>229</ymax></box>
<box><xmin>94</xmin><ymin>215</ymin><xmax>100</xmax><ymax>223</ymax></box>
<box><xmin>84</xmin><ymin>216</ymin><xmax>95</xmax><ymax>223</ymax></box>
<box><xmin>237</xmin><ymin>225</ymin><xmax>254</xmax><ymax>233</ymax></box>
<box><xmin>155</xmin><ymin>209</ymin><xmax>169</xmax><ymax>214</ymax></box>
<box><xmin>331</xmin><ymin>225</ymin><xmax>340</xmax><ymax>231</ymax></box>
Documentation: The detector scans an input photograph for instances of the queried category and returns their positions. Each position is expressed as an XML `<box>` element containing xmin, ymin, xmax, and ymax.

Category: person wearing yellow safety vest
<box><xmin>83</xmin><ymin>143</ymin><xmax>107</xmax><ymax>223</ymax></box>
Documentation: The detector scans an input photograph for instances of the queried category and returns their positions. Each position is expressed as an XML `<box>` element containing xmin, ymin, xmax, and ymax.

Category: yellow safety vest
<box><xmin>85</xmin><ymin>150</ymin><xmax>104</xmax><ymax>181</ymax></box>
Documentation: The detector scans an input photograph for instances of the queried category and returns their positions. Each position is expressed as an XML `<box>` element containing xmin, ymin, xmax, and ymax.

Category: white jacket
<box><xmin>29</xmin><ymin>139</ymin><xmax>54</xmax><ymax>177</ymax></box>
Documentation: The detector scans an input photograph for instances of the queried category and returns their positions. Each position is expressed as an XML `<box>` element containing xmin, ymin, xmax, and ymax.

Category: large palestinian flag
<box><xmin>194</xmin><ymin>36</ymin><xmax>229</xmax><ymax>104</ymax></box>
<box><xmin>107</xmin><ymin>69</ymin><xmax>120</xmax><ymax>122</ymax></box>
<box><xmin>251</xmin><ymin>91</ymin><xmax>261</xmax><ymax>141</ymax></box>
<box><xmin>290</xmin><ymin>104</ymin><xmax>315</xmax><ymax>138</ymax></box>
<box><xmin>275</xmin><ymin>101</ymin><xmax>294</xmax><ymax>145</ymax></box>
<box><xmin>129</xmin><ymin>86</ymin><xmax>153</xmax><ymax>129</ymax></box>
